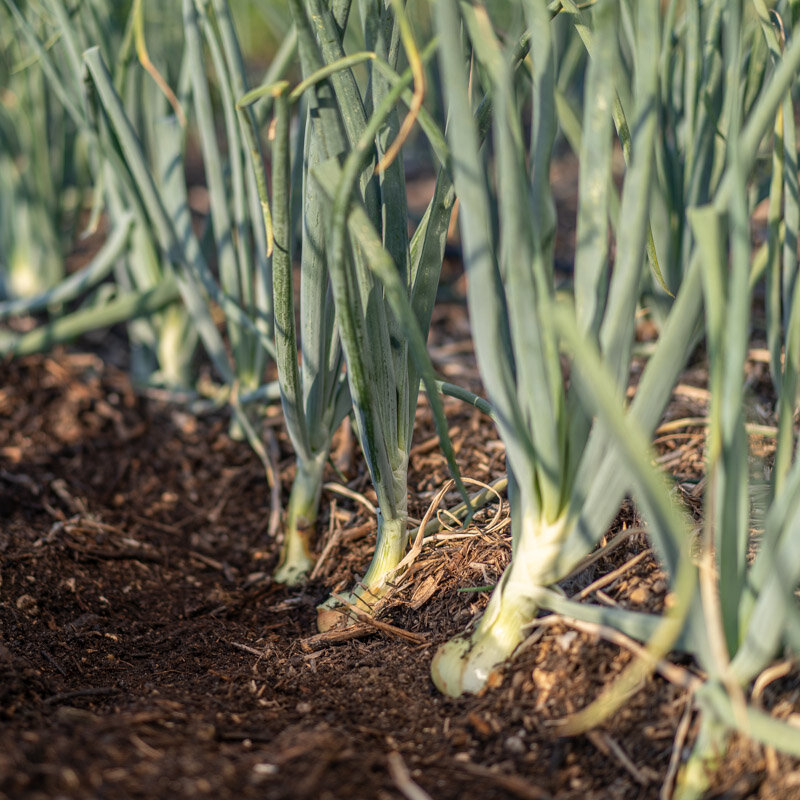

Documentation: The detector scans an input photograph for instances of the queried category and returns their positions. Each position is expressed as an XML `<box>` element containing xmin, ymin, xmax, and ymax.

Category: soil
<box><xmin>3</xmin><ymin>191</ymin><xmax>800</xmax><ymax>799</ymax></box>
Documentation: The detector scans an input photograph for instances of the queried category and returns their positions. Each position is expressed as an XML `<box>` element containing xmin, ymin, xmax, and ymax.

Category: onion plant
<box><xmin>429</xmin><ymin>0</ymin><xmax>679</xmax><ymax>696</ymax></box>
<box><xmin>234</xmin><ymin>0</ymin><xmax>379</xmax><ymax>586</ymax></box>
<box><xmin>0</xmin><ymin>0</ymin><xmax>201</xmax><ymax>389</ymax></box>
<box><xmin>671</xmin><ymin>3</ymin><xmax>800</xmax><ymax>795</ymax></box>
<box><xmin>249</xmin><ymin>63</ymin><xmax>352</xmax><ymax>585</ymax></box>
<box><xmin>78</xmin><ymin>0</ymin><xmax>284</xmax><ymax>410</ymax></box>
<box><xmin>427</xmin><ymin>0</ymin><xmax>800</xmax><ymax>789</ymax></box>
<box><xmin>567</xmin><ymin>1</ymin><xmax>800</xmax><ymax>786</ymax></box>
<box><xmin>269</xmin><ymin>0</ymin><xmax>473</xmax><ymax>622</ymax></box>
<box><xmin>0</xmin><ymin>3</ymin><xmax>87</xmax><ymax>300</ymax></box>
<box><xmin>288</xmin><ymin>0</ymin><xmax>424</xmax><ymax>610</ymax></box>
<box><xmin>0</xmin><ymin>1</ymin><xmax>137</xmax><ymax>303</ymax></box>
<box><xmin>429</xmin><ymin>0</ymin><xmax>800</xmax><ymax>699</ymax></box>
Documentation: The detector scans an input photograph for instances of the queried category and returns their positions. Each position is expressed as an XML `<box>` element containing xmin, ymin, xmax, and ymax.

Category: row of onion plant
<box><xmin>8</xmin><ymin>4</ymin><xmax>800</xmax><ymax>789</ymax></box>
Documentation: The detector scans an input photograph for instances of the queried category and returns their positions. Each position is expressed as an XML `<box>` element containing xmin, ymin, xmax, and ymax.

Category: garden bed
<box><xmin>2</xmin><ymin>298</ymin><xmax>798</xmax><ymax>799</ymax></box>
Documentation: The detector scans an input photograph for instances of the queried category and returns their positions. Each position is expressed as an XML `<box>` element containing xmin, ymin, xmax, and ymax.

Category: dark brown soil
<box><xmin>2</xmin><ymin>302</ymin><xmax>800</xmax><ymax>799</ymax></box>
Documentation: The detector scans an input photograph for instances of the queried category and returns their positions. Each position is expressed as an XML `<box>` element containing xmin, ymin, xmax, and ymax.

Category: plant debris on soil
<box><xmin>3</xmin><ymin>242</ymin><xmax>800</xmax><ymax>798</ymax></box>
